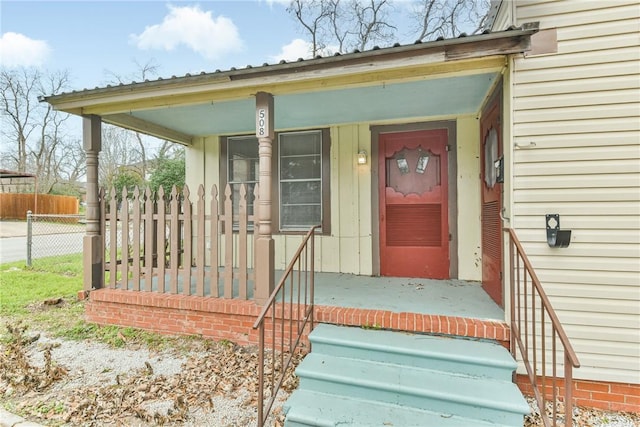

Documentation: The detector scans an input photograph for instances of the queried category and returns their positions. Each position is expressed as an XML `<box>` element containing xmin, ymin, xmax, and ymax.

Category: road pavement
<box><xmin>0</xmin><ymin>221</ymin><xmax>84</xmax><ymax>264</ymax></box>
<box><xmin>0</xmin><ymin>221</ymin><xmax>28</xmax><ymax>238</ymax></box>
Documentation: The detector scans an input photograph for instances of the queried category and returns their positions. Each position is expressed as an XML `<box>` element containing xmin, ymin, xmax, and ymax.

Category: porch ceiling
<box><xmin>41</xmin><ymin>25</ymin><xmax>538</xmax><ymax>144</ymax></box>
<box><xmin>108</xmin><ymin>72</ymin><xmax>499</xmax><ymax>137</ymax></box>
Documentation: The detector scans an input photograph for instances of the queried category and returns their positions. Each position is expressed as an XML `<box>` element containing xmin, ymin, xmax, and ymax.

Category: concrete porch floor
<box><xmin>127</xmin><ymin>270</ymin><xmax>504</xmax><ymax>322</ymax></box>
<box><xmin>311</xmin><ymin>273</ymin><xmax>504</xmax><ymax>322</ymax></box>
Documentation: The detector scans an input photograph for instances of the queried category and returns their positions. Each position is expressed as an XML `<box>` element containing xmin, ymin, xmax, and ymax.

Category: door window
<box><xmin>386</xmin><ymin>147</ymin><xmax>440</xmax><ymax>196</ymax></box>
<box><xmin>484</xmin><ymin>128</ymin><xmax>498</xmax><ymax>188</ymax></box>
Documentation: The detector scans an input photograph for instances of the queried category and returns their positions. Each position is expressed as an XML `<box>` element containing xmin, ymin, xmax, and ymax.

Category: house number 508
<box><xmin>257</xmin><ymin>109</ymin><xmax>267</xmax><ymax>136</ymax></box>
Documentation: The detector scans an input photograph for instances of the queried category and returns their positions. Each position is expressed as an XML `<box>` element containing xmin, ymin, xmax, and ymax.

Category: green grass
<box><xmin>0</xmin><ymin>254</ymin><xmax>83</xmax><ymax>317</ymax></box>
<box><xmin>0</xmin><ymin>253</ymin><xmax>207</xmax><ymax>352</ymax></box>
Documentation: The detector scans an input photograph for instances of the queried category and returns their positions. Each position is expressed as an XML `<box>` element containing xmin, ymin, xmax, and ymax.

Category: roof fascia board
<box><xmin>43</xmin><ymin>28</ymin><xmax>535</xmax><ymax>114</ymax></box>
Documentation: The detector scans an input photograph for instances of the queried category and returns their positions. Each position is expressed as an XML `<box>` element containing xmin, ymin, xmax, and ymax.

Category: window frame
<box><xmin>278</xmin><ymin>129</ymin><xmax>324</xmax><ymax>232</ymax></box>
<box><xmin>220</xmin><ymin>135</ymin><xmax>260</xmax><ymax>232</ymax></box>
<box><xmin>220</xmin><ymin>128</ymin><xmax>331</xmax><ymax>235</ymax></box>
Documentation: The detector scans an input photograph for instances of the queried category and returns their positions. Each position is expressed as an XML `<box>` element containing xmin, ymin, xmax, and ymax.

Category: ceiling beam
<box><xmin>103</xmin><ymin>114</ymin><xmax>193</xmax><ymax>146</ymax></box>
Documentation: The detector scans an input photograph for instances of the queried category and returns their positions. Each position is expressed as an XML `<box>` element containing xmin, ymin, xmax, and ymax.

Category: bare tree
<box><xmin>351</xmin><ymin>0</ymin><xmax>396</xmax><ymax>51</ymax></box>
<box><xmin>30</xmin><ymin>70</ymin><xmax>74</xmax><ymax>193</ymax></box>
<box><xmin>0</xmin><ymin>67</ymin><xmax>83</xmax><ymax>193</ymax></box>
<box><xmin>98</xmin><ymin>125</ymin><xmax>145</xmax><ymax>190</ymax></box>
<box><xmin>326</xmin><ymin>1</ymin><xmax>348</xmax><ymax>53</ymax></box>
<box><xmin>412</xmin><ymin>0</ymin><xmax>490</xmax><ymax>41</ymax></box>
<box><xmin>287</xmin><ymin>0</ymin><xmax>334</xmax><ymax>56</ymax></box>
<box><xmin>57</xmin><ymin>137</ymin><xmax>85</xmax><ymax>185</ymax></box>
<box><xmin>156</xmin><ymin>140</ymin><xmax>184</xmax><ymax>161</ymax></box>
<box><xmin>0</xmin><ymin>68</ymin><xmax>40</xmax><ymax>172</ymax></box>
<box><xmin>288</xmin><ymin>0</ymin><xmax>396</xmax><ymax>55</ymax></box>
<box><xmin>103</xmin><ymin>59</ymin><xmax>162</xmax><ymax>180</ymax></box>
<box><xmin>285</xmin><ymin>0</ymin><xmax>490</xmax><ymax>55</ymax></box>
<box><xmin>103</xmin><ymin>58</ymin><xmax>160</xmax><ymax>85</ymax></box>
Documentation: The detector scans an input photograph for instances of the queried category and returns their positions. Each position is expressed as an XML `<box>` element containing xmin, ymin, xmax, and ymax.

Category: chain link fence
<box><xmin>26</xmin><ymin>211</ymin><xmax>86</xmax><ymax>266</ymax></box>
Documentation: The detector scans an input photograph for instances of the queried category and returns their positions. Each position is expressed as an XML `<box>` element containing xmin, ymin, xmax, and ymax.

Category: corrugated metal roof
<box><xmin>43</xmin><ymin>25</ymin><xmax>533</xmax><ymax>100</ymax></box>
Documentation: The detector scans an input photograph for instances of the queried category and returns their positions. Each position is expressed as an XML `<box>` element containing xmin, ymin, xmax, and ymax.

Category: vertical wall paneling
<box><xmin>456</xmin><ymin>116</ymin><xmax>482</xmax><ymax>281</ymax></box>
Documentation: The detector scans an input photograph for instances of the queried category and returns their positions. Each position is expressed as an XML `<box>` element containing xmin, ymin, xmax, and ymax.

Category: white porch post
<box><xmin>83</xmin><ymin>115</ymin><xmax>103</xmax><ymax>291</ymax></box>
<box><xmin>254</xmin><ymin>92</ymin><xmax>275</xmax><ymax>304</ymax></box>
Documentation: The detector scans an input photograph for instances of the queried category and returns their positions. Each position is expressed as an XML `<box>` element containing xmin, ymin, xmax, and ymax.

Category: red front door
<box><xmin>480</xmin><ymin>89</ymin><xmax>504</xmax><ymax>307</ymax></box>
<box><xmin>379</xmin><ymin>129</ymin><xmax>449</xmax><ymax>279</ymax></box>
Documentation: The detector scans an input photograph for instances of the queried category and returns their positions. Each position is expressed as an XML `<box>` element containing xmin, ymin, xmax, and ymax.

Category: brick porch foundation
<box><xmin>83</xmin><ymin>289</ymin><xmax>638</xmax><ymax>413</ymax></box>
<box><xmin>84</xmin><ymin>288</ymin><xmax>509</xmax><ymax>345</ymax></box>
<box><xmin>516</xmin><ymin>375</ymin><xmax>639</xmax><ymax>413</ymax></box>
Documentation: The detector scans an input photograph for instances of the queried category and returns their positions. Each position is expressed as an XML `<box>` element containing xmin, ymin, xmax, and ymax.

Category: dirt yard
<box><xmin>0</xmin><ymin>320</ymin><xmax>298</xmax><ymax>426</ymax></box>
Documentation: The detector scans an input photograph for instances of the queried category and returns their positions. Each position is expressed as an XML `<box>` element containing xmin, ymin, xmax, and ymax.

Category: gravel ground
<box><xmin>524</xmin><ymin>396</ymin><xmax>639</xmax><ymax>427</ymax></box>
<box><xmin>26</xmin><ymin>337</ymin><xmax>260</xmax><ymax>426</ymax></box>
<box><xmin>1</xmin><ymin>328</ymin><xmax>638</xmax><ymax>427</ymax></box>
<box><xmin>0</xmin><ymin>327</ymin><xmax>293</xmax><ymax>426</ymax></box>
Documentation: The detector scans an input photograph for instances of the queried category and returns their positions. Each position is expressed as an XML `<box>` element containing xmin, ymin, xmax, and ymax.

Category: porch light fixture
<box><xmin>357</xmin><ymin>150</ymin><xmax>367</xmax><ymax>165</ymax></box>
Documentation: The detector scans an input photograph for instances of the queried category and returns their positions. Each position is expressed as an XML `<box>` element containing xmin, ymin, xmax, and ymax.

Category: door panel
<box><xmin>480</xmin><ymin>89</ymin><xmax>504</xmax><ymax>307</ymax></box>
<box><xmin>379</xmin><ymin>129</ymin><xmax>449</xmax><ymax>279</ymax></box>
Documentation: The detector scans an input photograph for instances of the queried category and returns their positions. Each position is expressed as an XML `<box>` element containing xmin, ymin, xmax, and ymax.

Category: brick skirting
<box><xmin>516</xmin><ymin>375</ymin><xmax>639</xmax><ymax>413</ymax></box>
<box><xmin>82</xmin><ymin>289</ymin><xmax>638</xmax><ymax>412</ymax></box>
<box><xmin>314</xmin><ymin>304</ymin><xmax>510</xmax><ymax>343</ymax></box>
<box><xmin>84</xmin><ymin>289</ymin><xmax>263</xmax><ymax>345</ymax></box>
<box><xmin>84</xmin><ymin>288</ymin><xmax>509</xmax><ymax>345</ymax></box>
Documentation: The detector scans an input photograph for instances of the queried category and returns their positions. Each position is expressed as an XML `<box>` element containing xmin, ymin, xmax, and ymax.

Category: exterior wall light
<box><xmin>357</xmin><ymin>150</ymin><xmax>367</xmax><ymax>165</ymax></box>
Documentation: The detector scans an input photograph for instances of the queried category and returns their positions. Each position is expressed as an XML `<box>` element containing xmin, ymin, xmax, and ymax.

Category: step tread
<box><xmin>285</xmin><ymin>390</ymin><xmax>515</xmax><ymax>427</ymax></box>
<box><xmin>310</xmin><ymin>324</ymin><xmax>516</xmax><ymax>371</ymax></box>
<box><xmin>296</xmin><ymin>353</ymin><xmax>530</xmax><ymax>415</ymax></box>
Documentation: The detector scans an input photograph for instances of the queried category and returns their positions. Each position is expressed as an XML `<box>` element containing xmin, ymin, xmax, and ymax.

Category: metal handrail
<box><xmin>505</xmin><ymin>228</ymin><xmax>580</xmax><ymax>427</ymax></box>
<box><xmin>252</xmin><ymin>225</ymin><xmax>319</xmax><ymax>427</ymax></box>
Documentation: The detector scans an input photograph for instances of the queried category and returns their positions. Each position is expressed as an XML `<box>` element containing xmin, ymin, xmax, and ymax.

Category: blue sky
<box><xmin>0</xmin><ymin>1</ymin><xmax>435</xmax><ymax>92</ymax></box>
<box><xmin>0</xmin><ymin>1</ymin><xmax>344</xmax><ymax>91</ymax></box>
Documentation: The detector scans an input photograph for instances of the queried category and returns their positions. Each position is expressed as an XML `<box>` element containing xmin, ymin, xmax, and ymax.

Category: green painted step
<box><xmin>310</xmin><ymin>324</ymin><xmax>516</xmax><ymax>381</ymax></box>
<box><xmin>284</xmin><ymin>390</ymin><xmax>515</xmax><ymax>427</ymax></box>
<box><xmin>295</xmin><ymin>353</ymin><xmax>529</xmax><ymax>426</ymax></box>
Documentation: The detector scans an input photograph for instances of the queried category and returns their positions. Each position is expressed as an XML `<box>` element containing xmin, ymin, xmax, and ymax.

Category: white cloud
<box><xmin>0</xmin><ymin>32</ymin><xmax>51</xmax><ymax>67</ymax></box>
<box><xmin>269</xmin><ymin>38</ymin><xmax>313</xmax><ymax>62</ymax></box>
<box><xmin>263</xmin><ymin>0</ymin><xmax>291</xmax><ymax>7</ymax></box>
<box><xmin>130</xmin><ymin>5</ymin><xmax>243</xmax><ymax>60</ymax></box>
<box><xmin>269</xmin><ymin>38</ymin><xmax>340</xmax><ymax>63</ymax></box>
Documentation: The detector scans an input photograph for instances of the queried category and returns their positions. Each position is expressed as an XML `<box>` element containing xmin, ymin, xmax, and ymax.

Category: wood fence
<box><xmin>0</xmin><ymin>193</ymin><xmax>79</xmax><ymax>219</ymax></box>
<box><xmin>101</xmin><ymin>184</ymin><xmax>258</xmax><ymax>299</ymax></box>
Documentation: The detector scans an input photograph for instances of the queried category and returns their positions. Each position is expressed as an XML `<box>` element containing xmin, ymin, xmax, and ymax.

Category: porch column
<box><xmin>254</xmin><ymin>92</ymin><xmax>275</xmax><ymax>305</ymax></box>
<box><xmin>83</xmin><ymin>115</ymin><xmax>103</xmax><ymax>291</ymax></box>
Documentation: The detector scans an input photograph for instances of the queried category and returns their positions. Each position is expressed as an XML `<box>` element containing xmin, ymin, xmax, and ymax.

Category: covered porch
<box><xmin>92</xmin><ymin>179</ymin><xmax>507</xmax><ymax>344</ymax></box>
<box><xmin>41</xmin><ymin>26</ymin><xmax>536</xmax><ymax>346</ymax></box>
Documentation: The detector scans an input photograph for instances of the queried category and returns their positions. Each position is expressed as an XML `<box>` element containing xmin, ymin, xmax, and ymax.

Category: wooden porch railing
<box><xmin>252</xmin><ymin>225</ymin><xmax>319</xmax><ymax>427</ymax></box>
<box><xmin>506</xmin><ymin>228</ymin><xmax>580</xmax><ymax>427</ymax></box>
<box><xmin>100</xmin><ymin>184</ymin><xmax>258</xmax><ymax>298</ymax></box>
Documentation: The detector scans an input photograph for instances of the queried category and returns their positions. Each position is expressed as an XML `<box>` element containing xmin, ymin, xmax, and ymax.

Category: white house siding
<box><xmin>504</xmin><ymin>0</ymin><xmax>640</xmax><ymax>384</ymax></box>
<box><xmin>456</xmin><ymin>116</ymin><xmax>483</xmax><ymax>281</ymax></box>
<box><xmin>492</xmin><ymin>0</ymin><xmax>516</xmax><ymax>31</ymax></box>
<box><xmin>276</xmin><ymin>123</ymin><xmax>373</xmax><ymax>275</ymax></box>
<box><xmin>186</xmin><ymin>117</ymin><xmax>483</xmax><ymax>281</ymax></box>
<box><xmin>302</xmin><ymin>118</ymin><xmax>482</xmax><ymax>280</ymax></box>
